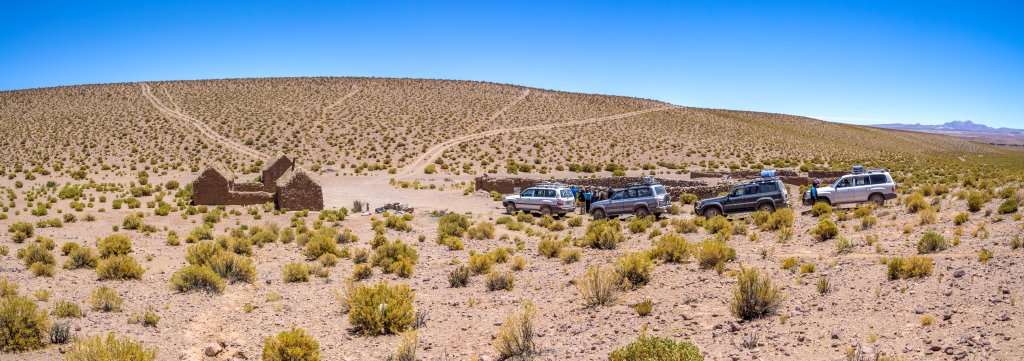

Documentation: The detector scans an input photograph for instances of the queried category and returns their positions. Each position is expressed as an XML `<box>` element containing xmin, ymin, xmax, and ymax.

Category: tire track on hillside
<box><xmin>468</xmin><ymin>89</ymin><xmax>531</xmax><ymax>134</ymax></box>
<box><xmin>141</xmin><ymin>83</ymin><xmax>266</xmax><ymax>160</ymax></box>
<box><xmin>321</xmin><ymin>86</ymin><xmax>361</xmax><ymax>122</ymax></box>
<box><xmin>399</xmin><ymin>105</ymin><xmax>679</xmax><ymax>176</ymax></box>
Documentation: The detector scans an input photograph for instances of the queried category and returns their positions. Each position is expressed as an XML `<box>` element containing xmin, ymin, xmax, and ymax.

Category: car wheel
<box><xmin>758</xmin><ymin>203</ymin><xmax>775</xmax><ymax>213</ymax></box>
<box><xmin>592</xmin><ymin>209</ymin><xmax>606</xmax><ymax>220</ymax></box>
<box><xmin>869</xmin><ymin>193</ymin><xmax>884</xmax><ymax>207</ymax></box>
<box><xmin>505</xmin><ymin>203</ymin><xmax>517</xmax><ymax>215</ymax></box>
<box><xmin>634</xmin><ymin>207</ymin><xmax>650</xmax><ymax>218</ymax></box>
<box><xmin>540</xmin><ymin>206</ymin><xmax>552</xmax><ymax>216</ymax></box>
<box><xmin>704</xmin><ymin>207</ymin><xmax>721</xmax><ymax>219</ymax></box>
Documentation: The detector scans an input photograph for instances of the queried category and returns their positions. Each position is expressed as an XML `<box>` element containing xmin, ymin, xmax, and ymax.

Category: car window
<box><xmin>836</xmin><ymin>178</ymin><xmax>851</xmax><ymax>188</ymax></box>
<box><xmin>560</xmin><ymin>189</ymin><xmax>572</xmax><ymax>198</ymax></box>
<box><xmin>544</xmin><ymin>189</ymin><xmax>556</xmax><ymax>198</ymax></box>
<box><xmin>653</xmin><ymin>186</ymin><xmax>666</xmax><ymax>195</ymax></box>
<box><xmin>731</xmin><ymin>187</ymin><xmax>744</xmax><ymax>196</ymax></box>
<box><xmin>869</xmin><ymin>174</ymin><xmax>887</xmax><ymax>184</ymax></box>
<box><xmin>854</xmin><ymin>176</ymin><xmax>869</xmax><ymax>186</ymax></box>
<box><xmin>521</xmin><ymin>189</ymin><xmax>534</xmax><ymax>197</ymax></box>
<box><xmin>760</xmin><ymin>182</ymin><xmax>778</xmax><ymax>193</ymax></box>
<box><xmin>624</xmin><ymin>189</ymin><xmax>637</xmax><ymax>198</ymax></box>
<box><xmin>637</xmin><ymin>188</ymin><xmax>652</xmax><ymax>197</ymax></box>
<box><xmin>611</xmin><ymin>191</ymin><xmax>623</xmax><ymax>200</ymax></box>
<box><xmin>746</xmin><ymin>185</ymin><xmax>758</xmax><ymax>195</ymax></box>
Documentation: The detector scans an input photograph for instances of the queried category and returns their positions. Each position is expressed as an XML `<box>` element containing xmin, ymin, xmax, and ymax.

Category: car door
<box><xmin>606</xmin><ymin>191</ymin><xmax>625</xmax><ymax>214</ymax></box>
<box><xmin>852</xmin><ymin>176</ymin><xmax>871</xmax><ymax>202</ymax></box>
<box><xmin>634</xmin><ymin>187</ymin><xmax>653</xmax><ymax>210</ymax></box>
<box><xmin>519</xmin><ymin>189</ymin><xmax>537</xmax><ymax>210</ymax></box>
<box><xmin>832</xmin><ymin>177</ymin><xmax>854</xmax><ymax>204</ymax></box>
<box><xmin>735</xmin><ymin>185</ymin><xmax>760</xmax><ymax>212</ymax></box>
<box><xmin>538</xmin><ymin>189</ymin><xmax>556</xmax><ymax>210</ymax></box>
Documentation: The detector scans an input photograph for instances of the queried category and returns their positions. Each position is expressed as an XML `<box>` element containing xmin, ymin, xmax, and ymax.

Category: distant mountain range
<box><xmin>872</xmin><ymin>120</ymin><xmax>1024</xmax><ymax>134</ymax></box>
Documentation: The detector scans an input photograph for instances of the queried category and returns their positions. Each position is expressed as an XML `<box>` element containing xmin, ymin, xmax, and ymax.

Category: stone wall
<box><xmin>276</xmin><ymin>171</ymin><xmax>324</xmax><ymax>211</ymax></box>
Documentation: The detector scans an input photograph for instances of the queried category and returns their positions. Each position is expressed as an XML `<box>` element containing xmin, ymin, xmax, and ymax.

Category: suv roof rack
<box><xmin>738</xmin><ymin>176</ymin><xmax>780</xmax><ymax>185</ymax></box>
<box><xmin>534</xmin><ymin>181</ymin><xmax>569</xmax><ymax>188</ymax></box>
<box><xmin>626</xmin><ymin>175</ymin><xmax>661</xmax><ymax>188</ymax></box>
<box><xmin>851</xmin><ymin>165</ymin><xmax>887</xmax><ymax>175</ymax></box>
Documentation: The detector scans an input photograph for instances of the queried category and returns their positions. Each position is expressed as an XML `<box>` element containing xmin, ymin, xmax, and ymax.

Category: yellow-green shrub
<box><xmin>608</xmin><ymin>334</ymin><xmax>703</xmax><ymax>361</ymax></box>
<box><xmin>171</xmin><ymin>264</ymin><xmax>225</xmax><ymax>293</ymax></box>
<box><xmin>282</xmin><ymin>263</ymin><xmax>310</xmax><ymax>283</ymax></box>
<box><xmin>730</xmin><ymin>267</ymin><xmax>784</xmax><ymax>320</ymax></box>
<box><xmin>811</xmin><ymin>218</ymin><xmax>839</xmax><ymax>241</ymax></box>
<box><xmin>697</xmin><ymin>239</ymin><xmax>736</xmax><ymax>271</ymax></box>
<box><xmin>580</xmin><ymin>220</ymin><xmax>624</xmax><ymax>249</ymax></box>
<box><xmin>616</xmin><ymin>252</ymin><xmax>654</xmax><ymax>289</ymax></box>
<box><xmin>348</xmin><ymin>283</ymin><xmax>415</xmax><ymax>335</ymax></box>
<box><xmin>261</xmin><ymin>327</ymin><xmax>319</xmax><ymax>361</ymax></box>
<box><xmin>64</xmin><ymin>333</ymin><xmax>156</xmax><ymax>361</ymax></box>
<box><xmin>97</xmin><ymin>234</ymin><xmax>132</xmax><ymax>258</ymax></box>
<box><xmin>0</xmin><ymin>295</ymin><xmax>50</xmax><ymax>352</ymax></box>
<box><xmin>650</xmin><ymin>234</ymin><xmax>693</xmax><ymax>263</ymax></box>
<box><xmin>96</xmin><ymin>255</ymin><xmax>144</xmax><ymax>280</ymax></box>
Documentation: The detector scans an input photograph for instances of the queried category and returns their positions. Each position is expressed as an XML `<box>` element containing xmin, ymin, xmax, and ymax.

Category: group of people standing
<box><xmin>570</xmin><ymin>186</ymin><xmax>614</xmax><ymax>214</ymax></box>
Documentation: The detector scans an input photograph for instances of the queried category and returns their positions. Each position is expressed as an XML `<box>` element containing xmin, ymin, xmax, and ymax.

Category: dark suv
<box><xmin>695</xmin><ymin>176</ymin><xmax>789</xmax><ymax>219</ymax></box>
<box><xmin>589</xmin><ymin>176</ymin><xmax>671</xmax><ymax>219</ymax></box>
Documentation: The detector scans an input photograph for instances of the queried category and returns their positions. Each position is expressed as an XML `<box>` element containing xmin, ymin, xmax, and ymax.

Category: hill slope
<box><xmin>0</xmin><ymin>77</ymin><xmax>1017</xmax><ymax>180</ymax></box>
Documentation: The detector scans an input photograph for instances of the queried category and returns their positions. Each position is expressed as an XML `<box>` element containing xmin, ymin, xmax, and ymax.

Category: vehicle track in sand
<box><xmin>398</xmin><ymin>105</ymin><xmax>679</xmax><ymax>176</ymax></box>
<box><xmin>321</xmin><ymin>86</ymin><xmax>361</xmax><ymax>122</ymax></box>
<box><xmin>141</xmin><ymin>83</ymin><xmax>267</xmax><ymax>160</ymax></box>
<box><xmin>467</xmin><ymin>89</ymin><xmax>531</xmax><ymax>134</ymax></box>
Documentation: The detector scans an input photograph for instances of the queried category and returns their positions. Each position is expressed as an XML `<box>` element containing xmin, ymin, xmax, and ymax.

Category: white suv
<box><xmin>804</xmin><ymin>167</ymin><xmax>897</xmax><ymax>207</ymax></box>
<box><xmin>502</xmin><ymin>183</ymin><xmax>576</xmax><ymax>217</ymax></box>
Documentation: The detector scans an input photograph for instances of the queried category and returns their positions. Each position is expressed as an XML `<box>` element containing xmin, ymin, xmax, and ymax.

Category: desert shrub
<box><xmin>485</xmin><ymin>271</ymin><xmax>515</xmax><ymax>291</ymax></box>
<box><xmin>696</xmin><ymin>239</ymin><xmax>736</xmax><ymax>271</ymax></box>
<box><xmin>186</xmin><ymin>225</ymin><xmax>214</xmax><ymax>243</ymax></box>
<box><xmin>304</xmin><ymin>235</ymin><xmax>341</xmax><ymax>260</ymax></box>
<box><xmin>435</xmin><ymin>235</ymin><xmax>464</xmax><ymax>251</ymax></box>
<box><xmin>61</xmin><ymin>241</ymin><xmax>81</xmax><ymax>256</ymax></box>
<box><xmin>580</xmin><ymin>219</ymin><xmax>624</xmax><ymax>249</ymax></box>
<box><xmin>348</xmin><ymin>282</ymin><xmax>415</xmax><ymax>335</ymax></box>
<box><xmin>385</xmin><ymin>213</ymin><xmax>413</xmax><ymax>232</ymax></box>
<box><xmin>318</xmin><ymin>253</ymin><xmax>338</xmax><ymax>267</ymax></box>
<box><xmin>628</xmin><ymin>216</ymin><xmax>654</xmax><ymax>234</ymax></box>
<box><xmin>436</xmin><ymin>213</ymin><xmax>470</xmax><ymax>241</ymax></box>
<box><xmin>467</xmin><ymin>222</ymin><xmax>496</xmax><ymax>240</ymax></box>
<box><xmin>979</xmin><ymin>248</ymin><xmax>993</xmax><ymax>263</ymax></box>
<box><xmin>29</xmin><ymin>262</ymin><xmax>55</xmax><ymax>277</ymax></box>
<box><xmin>0</xmin><ymin>277</ymin><xmax>17</xmax><ymax>297</ymax></box>
<box><xmin>52</xmin><ymin>300</ymin><xmax>83</xmax><ymax>318</ymax></box>
<box><xmin>468</xmin><ymin>253</ymin><xmax>496</xmax><ymax>275</ymax></box>
<box><xmin>966</xmin><ymin>191</ymin><xmax>987</xmax><ymax>212</ymax></box>
<box><xmin>811</xmin><ymin>217</ymin><xmax>839</xmax><ymax>242</ymax></box>
<box><xmin>704</xmin><ymin>216</ymin><xmax>733</xmax><ymax>236</ymax></box>
<box><xmin>953</xmin><ymin>212</ymin><xmax>969</xmax><ymax>225</ymax></box>
<box><xmin>448</xmin><ymin>265</ymin><xmax>470</xmax><ymax>288</ymax></box>
<box><xmin>905</xmin><ymin>193</ymin><xmax>927</xmax><ymax>213</ymax></box>
<box><xmin>811</xmin><ymin>202</ymin><xmax>833</xmax><ymax>217</ymax></box>
<box><xmin>96</xmin><ymin>254</ymin><xmax>144</xmax><ymax>281</ymax></box>
<box><xmin>860</xmin><ymin>215</ymin><xmax>877</xmax><ymax>229</ymax></box>
<box><xmin>21</xmin><ymin>243</ymin><xmax>55</xmax><ymax>268</ymax></box>
<box><xmin>671</xmin><ymin>218</ymin><xmax>698</xmax><ymax>234</ymax></box>
<box><xmin>999</xmin><ymin>199</ymin><xmax>1019</xmax><ymax>214</ymax></box>
<box><xmin>121</xmin><ymin>214</ymin><xmax>145</xmax><ymax>231</ymax></box>
<box><xmin>208</xmin><ymin>252</ymin><xmax>256</xmax><ymax>284</ymax></box>
<box><xmin>918</xmin><ymin>207</ymin><xmax>937</xmax><ymax>225</ymax></box>
<box><xmin>510</xmin><ymin>256</ymin><xmax>526</xmax><ymax>271</ymax></box>
<box><xmin>7</xmin><ymin>222</ymin><xmax>34</xmax><ymax>243</ymax></box>
<box><xmin>63</xmin><ymin>333</ymin><xmax>156</xmax><ymax>361</ymax></box>
<box><xmin>834</xmin><ymin>237</ymin><xmax>853</xmax><ymax>254</ymax></box>
<box><xmin>372</xmin><ymin>240</ymin><xmax>418</xmax><ymax>277</ymax></box>
<box><xmin>577</xmin><ymin>265</ymin><xmax>620</xmax><ymax>307</ymax></box>
<box><xmin>282</xmin><ymin>263</ymin><xmax>310</xmax><ymax>283</ymax></box>
<box><xmin>616</xmin><ymin>252</ymin><xmax>654</xmax><ymax>289</ymax></box>
<box><xmin>0</xmin><ymin>295</ymin><xmax>50</xmax><ymax>352</ymax></box>
<box><xmin>567</xmin><ymin>216</ymin><xmax>584</xmax><ymax>228</ymax></box>
<box><xmin>887</xmin><ymin>256</ymin><xmax>933</xmax><ymax>279</ymax></box>
<box><xmin>608</xmin><ymin>334</ymin><xmax>703</xmax><ymax>361</ymax></box>
<box><xmin>494</xmin><ymin>302</ymin><xmax>537</xmax><ymax>360</ymax></box>
<box><xmin>97</xmin><ymin>234</ymin><xmax>133</xmax><ymax>258</ymax></box>
<box><xmin>352</xmin><ymin>248</ymin><xmax>370</xmax><ymax>264</ymax></box>
<box><xmin>90</xmin><ymin>286</ymin><xmax>122</xmax><ymax>312</ymax></box>
<box><xmin>917</xmin><ymin>231</ymin><xmax>947</xmax><ymax>254</ymax></box>
<box><xmin>538</xmin><ymin>237</ymin><xmax>566</xmax><ymax>258</ymax></box>
<box><xmin>799</xmin><ymin>262</ymin><xmax>816</xmax><ymax>274</ymax></box>
<box><xmin>650</xmin><ymin>233</ymin><xmax>693</xmax><ymax>263</ymax></box>
<box><xmin>49</xmin><ymin>322</ymin><xmax>71</xmax><ymax>345</ymax></box>
<box><xmin>730</xmin><ymin>268</ymin><xmax>784</xmax><ymax>320</ymax></box>
<box><xmin>262</xmin><ymin>327</ymin><xmax>319</xmax><ymax>361</ymax></box>
<box><xmin>347</xmin><ymin>264</ymin><xmax>371</xmax><ymax>282</ymax></box>
<box><xmin>171</xmin><ymin>264</ymin><xmax>225</xmax><ymax>293</ymax></box>
<box><xmin>558</xmin><ymin>248</ymin><xmax>581</xmax><ymax>264</ymax></box>
<box><xmin>185</xmin><ymin>241</ymin><xmax>223</xmax><ymax>266</ymax></box>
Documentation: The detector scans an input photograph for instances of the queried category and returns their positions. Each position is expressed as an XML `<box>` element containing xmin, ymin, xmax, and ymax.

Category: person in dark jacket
<box><xmin>810</xmin><ymin>179</ymin><xmax>820</xmax><ymax>203</ymax></box>
<box><xmin>583</xmin><ymin>190</ymin><xmax>593</xmax><ymax>214</ymax></box>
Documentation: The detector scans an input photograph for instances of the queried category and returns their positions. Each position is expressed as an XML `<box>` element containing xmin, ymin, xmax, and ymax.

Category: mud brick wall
<box><xmin>193</xmin><ymin>171</ymin><xmax>232</xmax><ymax>206</ymax></box>
<box><xmin>807</xmin><ymin>170</ymin><xmax>847</xmax><ymax>183</ymax></box>
<box><xmin>232</xmin><ymin>182</ymin><xmax>267</xmax><ymax>193</ymax></box>
<box><xmin>261</xmin><ymin>157</ymin><xmax>293</xmax><ymax>192</ymax></box>
<box><xmin>277</xmin><ymin>175</ymin><xmax>324</xmax><ymax>211</ymax></box>
<box><xmin>227</xmin><ymin>191</ymin><xmax>275</xmax><ymax>205</ymax></box>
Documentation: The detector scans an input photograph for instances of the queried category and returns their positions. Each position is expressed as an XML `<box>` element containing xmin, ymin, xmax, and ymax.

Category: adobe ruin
<box><xmin>192</xmin><ymin>154</ymin><xmax>324</xmax><ymax>211</ymax></box>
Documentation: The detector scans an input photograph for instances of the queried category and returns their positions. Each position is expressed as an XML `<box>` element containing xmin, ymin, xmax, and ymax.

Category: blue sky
<box><xmin>2</xmin><ymin>1</ymin><xmax>1022</xmax><ymax>127</ymax></box>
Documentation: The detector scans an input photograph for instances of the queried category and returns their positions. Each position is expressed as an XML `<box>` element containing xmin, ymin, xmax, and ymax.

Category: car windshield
<box><xmin>653</xmin><ymin>186</ymin><xmax>666</xmax><ymax>195</ymax></box>
<box><xmin>611</xmin><ymin>191</ymin><xmax>623</xmax><ymax>200</ymax></box>
<box><xmin>521</xmin><ymin>189</ymin><xmax>534</xmax><ymax>197</ymax></box>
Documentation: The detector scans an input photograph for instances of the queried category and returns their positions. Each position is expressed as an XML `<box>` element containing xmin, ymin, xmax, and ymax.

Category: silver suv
<box><xmin>502</xmin><ymin>183</ymin><xmax>576</xmax><ymax>217</ymax></box>
<box><xmin>804</xmin><ymin>167</ymin><xmax>897</xmax><ymax>207</ymax></box>
<box><xmin>589</xmin><ymin>176</ymin><xmax>671</xmax><ymax>219</ymax></box>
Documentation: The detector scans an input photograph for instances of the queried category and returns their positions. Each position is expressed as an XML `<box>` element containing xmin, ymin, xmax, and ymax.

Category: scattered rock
<box><xmin>204</xmin><ymin>343</ymin><xmax>223</xmax><ymax>357</ymax></box>
<box><xmin>953</xmin><ymin>269</ymin><xmax>966</xmax><ymax>278</ymax></box>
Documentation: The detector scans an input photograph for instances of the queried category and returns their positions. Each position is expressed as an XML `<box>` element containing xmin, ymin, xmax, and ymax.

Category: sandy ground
<box><xmin>0</xmin><ymin>170</ymin><xmax>1021</xmax><ymax>361</ymax></box>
